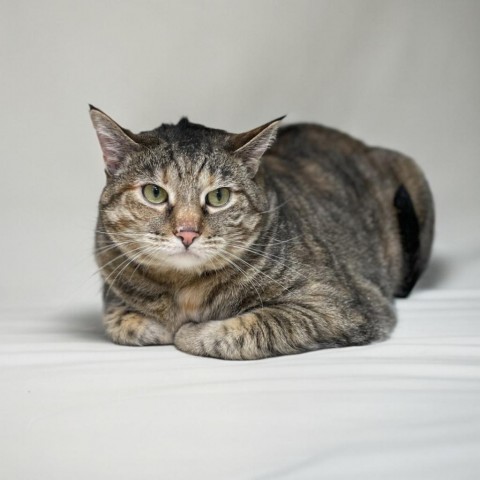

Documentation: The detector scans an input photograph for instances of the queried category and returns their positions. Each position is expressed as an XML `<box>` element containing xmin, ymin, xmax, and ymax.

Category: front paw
<box><xmin>173</xmin><ymin>322</ymin><xmax>205</xmax><ymax>355</ymax></box>
<box><xmin>103</xmin><ymin>307</ymin><xmax>172</xmax><ymax>346</ymax></box>
<box><xmin>173</xmin><ymin>319</ymin><xmax>250</xmax><ymax>360</ymax></box>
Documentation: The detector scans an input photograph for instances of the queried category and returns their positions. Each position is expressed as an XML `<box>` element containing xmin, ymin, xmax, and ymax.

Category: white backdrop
<box><xmin>2</xmin><ymin>3</ymin><xmax>480</xmax><ymax>480</ymax></box>
<box><xmin>1</xmin><ymin>0</ymin><xmax>479</xmax><ymax>308</ymax></box>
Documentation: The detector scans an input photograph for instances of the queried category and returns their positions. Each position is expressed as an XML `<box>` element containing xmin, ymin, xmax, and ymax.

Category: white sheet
<box><xmin>2</xmin><ymin>290</ymin><xmax>479</xmax><ymax>479</ymax></box>
<box><xmin>2</xmin><ymin>1</ymin><xmax>480</xmax><ymax>478</ymax></box>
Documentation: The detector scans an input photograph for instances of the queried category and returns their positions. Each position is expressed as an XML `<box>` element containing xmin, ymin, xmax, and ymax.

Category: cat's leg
<box><xmin>174</xmin><ymin>300</ymin><xmax>396</xmax><ymax>360</ymax></box>
<box><xmin>103</xmin><ymin>304</ymin><xmax>173</xmax><ymax>346</ymax></box>
<box><xmin>174</xmin><ymin>309</ymin><xmax>322</xmax><ymax>360</ymax></box>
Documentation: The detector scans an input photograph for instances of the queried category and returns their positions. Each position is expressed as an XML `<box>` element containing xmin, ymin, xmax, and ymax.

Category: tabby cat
<box><xmin>90</xmin><ymin>105</ymin><xmax>434</xmax><ymax>360</ymax></box>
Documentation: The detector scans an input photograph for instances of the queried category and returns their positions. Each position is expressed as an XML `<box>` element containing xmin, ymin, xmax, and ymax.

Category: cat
<box><xmin>90</xmin><ymin>105</ymin><xmax>434</xmax><ymax>360</ymax></box>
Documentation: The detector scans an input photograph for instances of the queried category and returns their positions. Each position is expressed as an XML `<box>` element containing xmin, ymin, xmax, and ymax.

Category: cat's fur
<box><xmin>90</xmin><ymin>106</ymin><xmax>434</xmax><ymax>360</ymax></box>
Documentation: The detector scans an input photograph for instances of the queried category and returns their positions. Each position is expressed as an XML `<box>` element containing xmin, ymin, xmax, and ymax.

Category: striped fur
<box><xmin>90</xmin><ymin>107</ymin><xmax>434</xmax><ymax>360</ymax></box>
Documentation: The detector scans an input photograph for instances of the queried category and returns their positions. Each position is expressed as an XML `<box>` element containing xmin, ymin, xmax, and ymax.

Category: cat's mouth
<box><xmin>173</xmin><ymin>249</ymin><xmax>199</xmax><ymax>257</ymax></box>
<box><xmin>165</xmin><ymin>245</ymin><xmax>210</xmax><ymax>269</ymax></box>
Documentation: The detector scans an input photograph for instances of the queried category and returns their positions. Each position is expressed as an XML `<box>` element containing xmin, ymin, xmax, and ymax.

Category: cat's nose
<box><xmin>175</xmin><ymin>228</ymin><xmax>200</xmax><ymax>248</ymax></box>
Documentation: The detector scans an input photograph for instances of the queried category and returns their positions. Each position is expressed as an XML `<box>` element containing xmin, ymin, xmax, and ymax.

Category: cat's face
<box><xmin>91</xmin><ymin>107</ymin><xmax>282</xmax><ymax>273</ymax></box>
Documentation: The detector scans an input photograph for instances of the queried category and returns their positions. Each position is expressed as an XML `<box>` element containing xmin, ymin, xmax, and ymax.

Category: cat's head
<box><xmin>90</xmin><ymin>106</ymin><xmax>283</xmax><ymax>273</ymax></box>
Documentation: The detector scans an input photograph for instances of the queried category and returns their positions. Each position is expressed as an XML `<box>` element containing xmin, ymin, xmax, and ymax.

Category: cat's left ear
<box><xmin>229</xmin><ymin>116</ymin><xmax>285</xmax><ymax>176</ymax></box>
<box><xmin>89</xmin><ymin>105</ymin><xmax>141</xmax><ymax>175</ymax></box>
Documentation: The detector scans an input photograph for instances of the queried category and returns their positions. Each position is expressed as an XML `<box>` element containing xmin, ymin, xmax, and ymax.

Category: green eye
<box><xmin>142</xmin><ymin>184</ymin><xmax>168</xmax><ymax>204</ymax></box>
<box><xmin>206</xmin><ymin>188</ymin><xmax>231</xmax><ymax>207</ymax></box>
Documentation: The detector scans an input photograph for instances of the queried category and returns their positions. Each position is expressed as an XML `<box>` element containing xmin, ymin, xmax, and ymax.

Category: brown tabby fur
<box><xmin>90</xmin><ymin>106</ymin><xmax>434</xmax><ymax>360</ymax></box>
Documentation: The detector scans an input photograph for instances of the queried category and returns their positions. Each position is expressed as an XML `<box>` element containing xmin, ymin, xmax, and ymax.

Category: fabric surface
<box><xmin>2</xmin><ymin>290</ymin><xmax>479</xmax><ymax>479</ymax></box>
<box><xmin>1</xmin><ymin>1</ymin><xmax>479</xmax><ymax>478</ymax></box>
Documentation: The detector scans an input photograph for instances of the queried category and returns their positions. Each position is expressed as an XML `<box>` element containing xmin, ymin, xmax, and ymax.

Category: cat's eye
<box><xmin>142</xmin><ymin>184</ymin><xmax>168</xmax><ymax>204</ymax></box>
<box><xmin>206</xmin><ymin>188</ymin><xmax>231</xmax><ymax>207</ymax></box>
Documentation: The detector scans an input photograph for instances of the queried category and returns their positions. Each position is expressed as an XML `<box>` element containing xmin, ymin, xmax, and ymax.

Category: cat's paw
<box><xmin>103</xmin><ymin>307</ymin><xmax>172</xmax><ymax>346</ymax></box>
<box><xmin>174</xmin><ymin>319</ymin><xmax>252</xmax><ymax>360</ymax></box>
<box><xmin>173</xmin><ymin>322</ymin><xmax>207</xmax><ymax>356</ymax></box>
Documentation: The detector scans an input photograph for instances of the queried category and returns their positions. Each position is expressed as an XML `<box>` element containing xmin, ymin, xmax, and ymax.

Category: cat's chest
<box><xmin>174</xmin><ymin>285</ymin><xmax>211</xmax><ymax>323</ymax></box>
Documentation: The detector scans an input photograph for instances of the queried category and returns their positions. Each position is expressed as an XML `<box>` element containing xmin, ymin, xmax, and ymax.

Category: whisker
<box><xmin>96</xmin><ymin>229</ymin><xmax>157</xmax><ymax>238</ymax></box>
<box><xmin>221</xmin><ymin>249</ymin><xmax>288</xmax><ymax>291</ymax></box>
<box><xmin>256</xmin><ymin>197</ymin><xmax>291</xmax><ymax>215</ymax></box>
<box><xmin>99</xmin><ymin>244</ymin><xmax>150</xmax><ymax>285</ymax></box>
<box><xmin>228</xmin><ymin>241</ymin><xmax>310</xmax><ymax>276</ymax></box>
<box><xmin>95</xmin><ymin>239</ymin><xmax>144</xmax><ymax>255</ymax></box>
<box><xmin>104</xmin><ymin>246</ymin><xmax>155</xmax><ymax>296</ymax></box>
<box><xmin>251</xmin><ymin>234</ymin><xmax>302</xmax><ymax>246</ymax></box>
<box><xmin>205</xmin><ymin>248</ymin><xmax>264</xmax><ymax>309</ymax></box>
<box><xmin>127</xmin><ymin>244</ymin><xmax>161</xmax><ymax>283</ymax></box>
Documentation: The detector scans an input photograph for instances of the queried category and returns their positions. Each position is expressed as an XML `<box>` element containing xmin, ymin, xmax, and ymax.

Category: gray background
<box><xmin>2</xmin><ymin>4</ymin><xmax>480</xmax><ymax>479</ymax></box>
<box><xmin>1</xmin><ymin>0</ymin><xmax>479</xmax><ymax>309</ymax></box>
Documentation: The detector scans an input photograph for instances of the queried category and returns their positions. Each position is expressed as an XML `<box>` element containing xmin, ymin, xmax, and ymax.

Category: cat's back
<box><xmin>265</xmin><ymin>122</ymin><xmax>374</xmax><ymax>196</ymax></box>
<box><xmin>264</xmin><ymin>122</ymin><xmax>375</xmax><ymax>205</ymax></box>
<box><xmin>272</xmin><ymin>122</ymin><xmax>368</xmax><ymax>160</ymax></box>
<box><xmin>266</xmin><ymin>122</ymin><xmax>429</xmax><ymax>207</ymax></box>
<box><xmin>264</xmin><ymin>121</ymin><xmax>434</xmax><ymax>299</ymax></box>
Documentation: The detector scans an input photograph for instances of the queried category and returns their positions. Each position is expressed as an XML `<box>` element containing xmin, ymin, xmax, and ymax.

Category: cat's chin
<box><xmin>162</xmin><ymin>251</ymin><xmax>211</xmax><ymax>271</ymax></box>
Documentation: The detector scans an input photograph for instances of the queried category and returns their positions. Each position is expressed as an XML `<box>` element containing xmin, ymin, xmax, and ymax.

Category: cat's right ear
<box><xmin>89</xmin><ymin>105</ymin><xmax>140</xmax><ymax>175</ymax></box>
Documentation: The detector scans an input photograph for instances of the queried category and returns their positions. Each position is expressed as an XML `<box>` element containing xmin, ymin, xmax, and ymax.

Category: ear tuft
<box><xmin>229</xmin><ymin>116</ymin><xmax>285</xmax><ymax>176</ymax></box>
<box><xmin>89</xmin><ymin>107</ymin><xmax>139</xmax><ymax>175</ymax></box>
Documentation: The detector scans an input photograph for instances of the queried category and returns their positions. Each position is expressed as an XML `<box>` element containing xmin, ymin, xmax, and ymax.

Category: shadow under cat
<box><xmin>414</xmin><ymin>255</ymin><xmax>450</xmax><ymax>291</ymax></box>
<box><xmin>52</xmin><ymin>306</ymin><xmax>105</xmax><ymax>342</ymax></box>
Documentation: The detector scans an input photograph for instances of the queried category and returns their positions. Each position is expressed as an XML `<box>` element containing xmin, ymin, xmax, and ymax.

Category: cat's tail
<box><xmin>369</xmin><ymin>148</ymin><xmax>435</xmax><ymax>298</ymax></box>
<box><xmin>393</xmin><ymin>184</ymin><xmax>423</xmax><ymax>297</ymax></box>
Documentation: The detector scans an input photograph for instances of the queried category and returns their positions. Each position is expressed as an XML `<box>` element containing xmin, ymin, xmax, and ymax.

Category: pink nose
<box><xmin>176</xmin><ymin>228</ymin><xmax>200</xmax><ymax>247</ymax></box>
